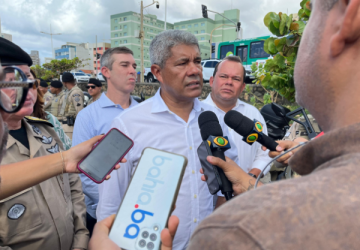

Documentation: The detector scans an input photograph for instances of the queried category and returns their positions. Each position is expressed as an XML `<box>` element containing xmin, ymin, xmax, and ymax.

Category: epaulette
<box><xmin>24</xmin><ymin>116</ymin><xmax>54</xmax><ymax>127</ymax></box>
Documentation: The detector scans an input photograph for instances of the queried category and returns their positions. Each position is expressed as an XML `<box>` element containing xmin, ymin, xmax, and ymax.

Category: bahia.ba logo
<box><xmin>124</xmin><ymin>155</ymin><xmax>171</xmax><ymax>239</ymax></box>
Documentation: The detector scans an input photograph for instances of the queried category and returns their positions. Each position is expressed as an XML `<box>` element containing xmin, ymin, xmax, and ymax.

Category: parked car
<box><xmin>202</xmin><ymin>59</ymin><xmax>221</xmax><ymax>82</ymax></box>
<box><xmin>71</xmin><ymin>72</ymin><xmax>90</xmax><ymax>83</ymax></box>
<box><xmin>97</xmin><ymin>72</ymin><xmax>105</xmax><ymax>82</ymax></box>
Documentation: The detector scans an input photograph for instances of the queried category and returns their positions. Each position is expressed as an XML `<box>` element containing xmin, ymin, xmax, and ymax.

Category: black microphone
<box><xmin>198</xmin><ymin>111</ymin><xmax>233</xmax><ymax>200</ymax></box>
<box><xmin>224</xmin><ymin>110</ymin><xmax>279</xmax><ymax>151</ymax></box>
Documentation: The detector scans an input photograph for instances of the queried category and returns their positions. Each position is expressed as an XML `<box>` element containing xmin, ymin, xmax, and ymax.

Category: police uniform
<box><xmin>270</xmin><ymin>115</ymin><xmax>322</xmax><ymax>180</ymax></box>
<box><xmin>87</xmin><ymin>95</ymin><xmax>100</xmax><ymax>106</ymax></box>
<box><xmin>43</xmin><ymin>91</ymin><xmax>53</xmax><ymax>112</ymax></box>
<box><xmin>0</xmin><ymin>117</ymin><xmax>88</xmax><ymax>250</ymax></box>
<box><xmin>51</xmin><ymin>90</ymin><xmax>65</xmax><ymax>117</ymax></box>
<box><xmin>58</xmin><ymin>85</ymin><xmax>84</xmax><ymax>139</ymax></box>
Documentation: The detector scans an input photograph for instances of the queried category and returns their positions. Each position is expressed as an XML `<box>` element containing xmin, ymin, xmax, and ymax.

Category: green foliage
<box><xmin>30</xmin><ymin>65</ymin><xmax>56</xmax><ymax>81</ymax></box>
<box><xmin>42</xmin><ymin>57</ymin><xmax>90</xmax><ymax>79</ymax></box>
<box><xmin>252</xmin><ymin>0</ymin><xmax>311</xmax><ymax>103</ymax></box>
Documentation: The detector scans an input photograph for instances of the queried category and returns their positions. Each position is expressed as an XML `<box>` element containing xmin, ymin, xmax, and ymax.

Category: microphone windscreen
<box><xmin>198</xmin><ymin>111</ymin><xmax>223</xmax><ymax>140</ymax></box>
<box><xmin>224</xmin><ymin>110</ymin><xmax>254</xmax><ymax>136</ymax></box>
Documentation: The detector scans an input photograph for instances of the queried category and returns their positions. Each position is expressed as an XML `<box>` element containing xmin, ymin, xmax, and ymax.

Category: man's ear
<box><xmin>330</xmin><ymin>0</ymin><xmax>360</xmax><ymax>57</ymax></box>
<box><xmin>151</xmin><ymin>64</ymin><xmax>163</xmax><ymax>83</ymax></box>
<box><xmin>209</xmin><ymin>76</ymin><xmax>214</xmax><ymax>87</ymax></box>
<box><xmin>101</xmin><ymin>67</ymin><xmax>110</xmax><ymax>80</ymax></box>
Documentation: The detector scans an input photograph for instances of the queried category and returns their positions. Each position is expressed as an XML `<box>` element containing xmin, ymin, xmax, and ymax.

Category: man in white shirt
<box><xmin>203</xmin><ymin>55</ymin><xmax>272</xmax><ymax>206</ymax></box>
<box><xmin>96</xmin><ymin>30</ymin><xmax>239</xmax><ymax>250</ymax></box>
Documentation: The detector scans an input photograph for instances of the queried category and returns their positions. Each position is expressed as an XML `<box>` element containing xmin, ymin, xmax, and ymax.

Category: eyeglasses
<box><xmin>0</xmin><ymin>66</ymin><xmax>35</xmax><ymax>113</ymax></box>
<box><xmin>86</xmin><ymin>85</ymin><xmax>97</xmax><ymax>89</ymax></box>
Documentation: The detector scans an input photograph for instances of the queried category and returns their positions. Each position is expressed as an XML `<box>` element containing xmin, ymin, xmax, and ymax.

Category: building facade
<box><xmin>110</xmin><ymin>9</ymin><xmax>241</xmax><ymax>71</ymax></box>
<box><xmin>110</xmin><ymin>11</ymin><xmax>174</xmax><ymax>70</ymax></box>
<box><xmin>54</xmin><ymin>42</ymin><xmax>110</xmax><ymax>73</ymax></box>
<box><xmin>29</xmin><ymin>50</ymin><xmax>40</xmax><ymax>66</ymax></box>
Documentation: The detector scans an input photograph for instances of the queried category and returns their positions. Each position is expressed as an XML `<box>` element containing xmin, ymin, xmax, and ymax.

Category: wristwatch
<box><xmin>248</xmin><ymin>173</ymin><xmax>257</xmax><ymax>179</ymax></box>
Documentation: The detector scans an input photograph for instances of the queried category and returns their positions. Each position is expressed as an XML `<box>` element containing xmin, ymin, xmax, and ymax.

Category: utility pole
<box><xmin>140</xmin><ymin>0</ymin><xmax>160</xmax><ymax>83</ymax></box>
<box><xmin>140</xmin><ymin>1</ymin><xmax>145</xmax><ymax>83</ymax></box>
<box><xmin>40</xmin><ymin>23</ymin><xmax>61</xmax><ymax>58</ymax></box>
<box><xmin>165</xmin><ymin>0</ymin><xmax>167</xmax><ymax>30</ymax></box>
<box><xmin>96</xmin><ymin>35</ymin><xmax>98</xmax><ymax>76</ymax></box>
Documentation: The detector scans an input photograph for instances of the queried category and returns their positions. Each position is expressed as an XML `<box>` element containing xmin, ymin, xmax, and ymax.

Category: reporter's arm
<box><xmin>0</xmin><ymin>135</ymin><xmax>122</xmax><ymax>200</ymax></box>
<box><xmin>204</xmin><ymin>156</ymin><xmax>263</xmax><ymax>196</ymax></box>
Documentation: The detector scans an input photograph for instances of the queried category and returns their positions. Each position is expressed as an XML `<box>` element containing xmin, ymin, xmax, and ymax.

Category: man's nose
<box><xmin>188</xmin><ymin>62</ymin><xmax>201</xmax><ymax>76</ymax></box>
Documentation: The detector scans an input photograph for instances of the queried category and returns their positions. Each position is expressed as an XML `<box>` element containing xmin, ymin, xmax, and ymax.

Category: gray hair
<box><xmin>149</xmin><ymin>30</ymin><xmax>200</xmax><ymax>68</ymax></box>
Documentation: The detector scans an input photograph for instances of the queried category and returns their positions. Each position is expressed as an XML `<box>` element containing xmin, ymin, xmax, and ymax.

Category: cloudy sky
<box><xmin>0</xmin><ymin>0</ymin><xmax>301</xmax><ymax>64</ymax></box>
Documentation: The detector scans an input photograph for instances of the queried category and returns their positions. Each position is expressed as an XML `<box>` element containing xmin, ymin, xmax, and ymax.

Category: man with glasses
<box><xmin>86</xmin><ymin>78</ymin><xmax>102</xmax><ymax>105</ymax></box>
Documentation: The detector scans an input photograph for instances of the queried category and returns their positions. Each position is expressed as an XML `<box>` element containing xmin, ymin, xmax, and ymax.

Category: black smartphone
<box><xmin>197</xmin><ymin>141</ymin><xmax>222</xmax><ymax>195</ymax></box>
<box><xmin>77</xmin><ymin>128</ymin><xmax>134</xmax><ymax>183</ymax></box>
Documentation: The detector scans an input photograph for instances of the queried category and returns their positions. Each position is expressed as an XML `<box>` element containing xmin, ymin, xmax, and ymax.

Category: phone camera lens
<box><xmin>150</xmin><ymin>233</ymin><xmax>157</xmax><ymax>241</ymax></box>
<box><xmin>147</xmin><ymin>242</ymin><xmax>154</xmax><ymax>250</ymax></box>
<box><xmin>139</xmin><ymin>239</ymin><xmax>146</xmax><ymax>248</ymax></box>
<box><xmin>142</xmin><ymin>231</ymin><xmax>149</xmax><ymax>238</ymax></box>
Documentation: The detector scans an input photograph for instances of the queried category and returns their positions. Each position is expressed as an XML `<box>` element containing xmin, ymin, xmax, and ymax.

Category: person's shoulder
<box><xmin>24</xmin><ymin>116</ymin><xmax>54</xmax><ymax>128</ymax></box>
<box><xmin>119</xmin><ymin>97</ymin><xmax>154</xmax><ymax>118</ymax></box>
<box><xmin>200</xmin><ymin>100</ymin><xmax>215</xmax><ymax>111</ymax></box>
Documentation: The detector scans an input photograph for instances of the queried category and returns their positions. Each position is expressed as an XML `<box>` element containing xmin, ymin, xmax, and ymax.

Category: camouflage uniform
<box><xmin>270</xmin><ymin>115</ymin><xmax>322</xmax><ymax>181</ymax></box>
<box><xmin>50</xmin><ymin>91</ymin><xmax>64</xmax><ymax>118</ymax></box>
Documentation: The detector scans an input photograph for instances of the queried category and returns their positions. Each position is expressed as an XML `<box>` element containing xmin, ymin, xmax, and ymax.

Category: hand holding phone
<box><xmin>77</xmin><ymin>128</ymin><xmax>134</xmax><ymax>183</ymax></box>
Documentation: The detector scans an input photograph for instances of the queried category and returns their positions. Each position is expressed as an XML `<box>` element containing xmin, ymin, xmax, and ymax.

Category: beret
<box><xmin>62</xmin><ymin>72</ymin><xmax>75</xmax><ymax>82</ymax></box>
<box><xmin>39</xmin><ymin>79</ymin><xmax>48</xmax><ymax>88</ymax></box>
<box><xmin>0</xmin><ymin>38</ymin><xmax>33</xmax><ymax>66</ymax></box>
<box><xmin>50</xmin><ymin>80</ymin><xmax>63</xmax><ymax>88</ymax></box>
<box><xmin>88</xmin><ymin>78</ymin><xmax>102</xmax><ymax>87</ymax></box>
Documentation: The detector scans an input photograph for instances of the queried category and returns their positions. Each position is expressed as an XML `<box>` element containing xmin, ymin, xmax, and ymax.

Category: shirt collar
<box><xmin>151</xmin><ymin>88</ymin><xmax>202</xmax><ymax>114</ymax></box>
<box><xmin>205</xmin><ymin>93</ymin><xmax>245</xmax><ymax>111</ymax></box>
<box><xmin>98</xmin><ymin>92</ymin><xmax>137</xmax><ymax>108</ymax></box>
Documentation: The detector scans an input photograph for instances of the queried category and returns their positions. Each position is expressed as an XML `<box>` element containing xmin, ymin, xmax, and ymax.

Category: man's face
<box><xmin>50</xmin><ymin>86</ymin><xmax>56</xmax><ymax>94</ymax></box>
<box><xmin>39</xmin><ymin>86</ymin><xmax>48</xmax><ymax>95</ymax></box>
<box><xmin>295</xmin><ymin>0</ymin><xmax>329</xmax><ymax>111</ymax></box>
<box><xmin>87</xmin><ymin>84</ymin><xmax>101</xmax><ymax>97</ymax></box>
<box><xmin>158</xmin><ymin>44</ymin><xmax>203</xmax><ymax>102</ymax></box>
<box><xmin>210</xmin><ymin>60</ymin><xmax>245</xmax><ymax>104</ymax></box>
<box><xmin>63</xmin><ymin>82</ymin><xmax>72</xmax><ymax>90</ymax></box>
<box><xmin>102</xmin><ymin>53</ymin><xmax>137</xmax><ymax>94</ymax></box>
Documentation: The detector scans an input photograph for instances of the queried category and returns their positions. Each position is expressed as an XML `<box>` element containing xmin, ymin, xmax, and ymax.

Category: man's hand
<box><xmin>89</xmin><ymin>215</ymin><xmax>179</xmax><ymax>250</ymax></box>
<box><xmin>63</xmin><ymin>135</ymin><xmax>126</xmax><ymax>180</ymax></box>
<box><xmin>261</xmin><ymin>139</ymin><xmax>306</xmax><ymax>165</ymax></box>
<box><xmin>202</xmin><ymin>156</ymin><xmax>263</xmax><ymax>196</ymax></box>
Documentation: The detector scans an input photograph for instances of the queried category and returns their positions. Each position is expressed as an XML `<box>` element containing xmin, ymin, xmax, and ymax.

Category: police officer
<box><xmin>0</xmin><ymin>37</ymin><xmax>88</xmax><ymax>250</ymax></box>
<box><xmin>58</xmin><ymin>72</ymin><xmax>84</xmax><ymax>139</ymax></box>
<box><xmin>49</xmin><ymin>80</ymin><xmax>64</xmax><ymax>117</ymax></box>
<box><xmin>86</xmin><ymin>78</ymin><xmax>102</xmax><ymax>106</ymax></box>
<box><xmin>39</xmin><ymin>79</ymin><xmax>53</xmax><ymax>112</ymax></box>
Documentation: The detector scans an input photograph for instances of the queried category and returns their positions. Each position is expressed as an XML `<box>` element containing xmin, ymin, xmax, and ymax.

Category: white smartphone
<box><xmin>109</xmin><ymin>147</ymin><xmax>187</xmax><ymax>250</ymax></box>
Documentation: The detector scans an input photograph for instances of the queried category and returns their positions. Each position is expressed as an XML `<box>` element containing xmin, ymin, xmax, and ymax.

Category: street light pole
<box><xmin>209</xmin><ymin>24</ymin><xmax>235</xmax><ymax>59</ymax></box>
<box><xmin>140</xmin><ymin>0</ymin><xmax>160</xmax><ymax>83</ymax></box>
<box><xmin>165</xmin><ymin>0</ymin><xmax>167</xmax><ymax>31</ymax></box>
<box><xmin>40</xmin><ymin>23</ymin><xmax>61</xmax><ymax>58</ymax></box>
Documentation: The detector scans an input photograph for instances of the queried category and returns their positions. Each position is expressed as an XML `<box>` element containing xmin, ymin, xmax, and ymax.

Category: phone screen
<box><xmin>109</xmin><ymin>148</ymin><xmax>187</xmax><ymax>250</ymax></box>
<box><xmin>197</xmin><ymin>141</ymin><xmax>221</xmax><ymax>195</ymax></box>
<box><xmin>79</xmin><ymin>129</ymin><xmax>133</xmax><ymax>182</ymax></box>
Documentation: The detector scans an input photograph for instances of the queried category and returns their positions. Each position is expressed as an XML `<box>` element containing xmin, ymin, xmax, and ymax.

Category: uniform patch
<box><xmin>41</xmin><ymin>136</ymin><xmax>53</xmax><ymax>144</ymax></box>
<box><xmin>73</xmin><ymin>94</ymin><xmax>80</xmax><ymax>97</ymax></box>
<box><xmin>47</xmin><ymin>143</ymin><xmax>59</xmax><ymax>154</ymax></box>
<box><xmin>75</xmin><ymin>97</ymin><xmax>80</xmax><ymax>102</ymax></box>
<box><xmin>8</xmin><ymin>204</ymin><xmax>26</xmax><ymax>220</ymax></box>
<box><xmin>32</xmin><ymin>125</ymin><xmax>41</xmax><ymax>135</ymax></box>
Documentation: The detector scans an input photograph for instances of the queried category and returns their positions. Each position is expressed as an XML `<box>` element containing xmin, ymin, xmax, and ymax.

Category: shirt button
<box><xmin>194</xmin><ymin>194</ymin><xmax>197</xmax><ymax>199</ymax></box>
<box><xmin>192</xmin><ymin>170</ymin><xmax>195</xmax><ymax>174</ymax></box>
<box><xmin>194</xmin><ymin>218</ymin><xmax>197</xmax><ymax>223</ymax></box>
<box><xmin>189</xmin><ymin>146</ymin><xmax>192</xmax><ymax>150</ymax></box>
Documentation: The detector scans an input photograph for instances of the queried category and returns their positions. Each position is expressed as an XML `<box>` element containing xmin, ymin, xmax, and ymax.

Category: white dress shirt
<box><xmin>203</xmin><ymin>94</ymin><xmax>272</xmax><ymax>174</ymax></box>
<box><xmin>97</xmin><ymin>89</ymin><xmax>239</xmax><ymax>250</ymax></box>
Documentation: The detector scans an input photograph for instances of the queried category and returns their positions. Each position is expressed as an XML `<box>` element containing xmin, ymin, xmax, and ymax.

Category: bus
<box><xmin>217</xmin><ymin>36</ymin><xmax>271</xmax><ymax>80</ymax></box>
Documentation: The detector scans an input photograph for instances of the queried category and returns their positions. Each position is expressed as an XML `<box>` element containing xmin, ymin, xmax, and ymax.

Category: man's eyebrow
<box><xmin>119</xmin><ymin>61</ymin><xmax>131</xmax><ymax>64</ymax></box>
<box><xmin>175</xmin><ymin>57</ymin><xmax>189</xmax><ymax>63</ymax></box>
<box><xmin>195</xmin><ymin>56</ymin><xmax>202</xmax><ymax>61</ymax></box>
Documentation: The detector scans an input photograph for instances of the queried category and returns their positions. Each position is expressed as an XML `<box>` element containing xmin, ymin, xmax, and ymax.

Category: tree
<box><xmin>42</xmin><ymin>57</ymin><xmax>90</xmax><ymax>78</ymax></box>
<box><xmin>251</xmin><ymin>0</ymin><xmax>311</xmax><ymax>103</ymax></box>
<box><xmin>30</xmin><ymin>65</ymin><xmax>56</xmax><ymax>81</ymax></box>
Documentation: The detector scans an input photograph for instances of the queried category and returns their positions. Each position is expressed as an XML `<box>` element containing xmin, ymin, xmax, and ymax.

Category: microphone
<box><xmin>198</xmin><ymin>111</ymin><xmax>233</xmax><ymax>200</ymax></box>
<box><xmin>224</xmin><ymin>110</ymin><xmax>278</xmax><ymax>151</ymax></box>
